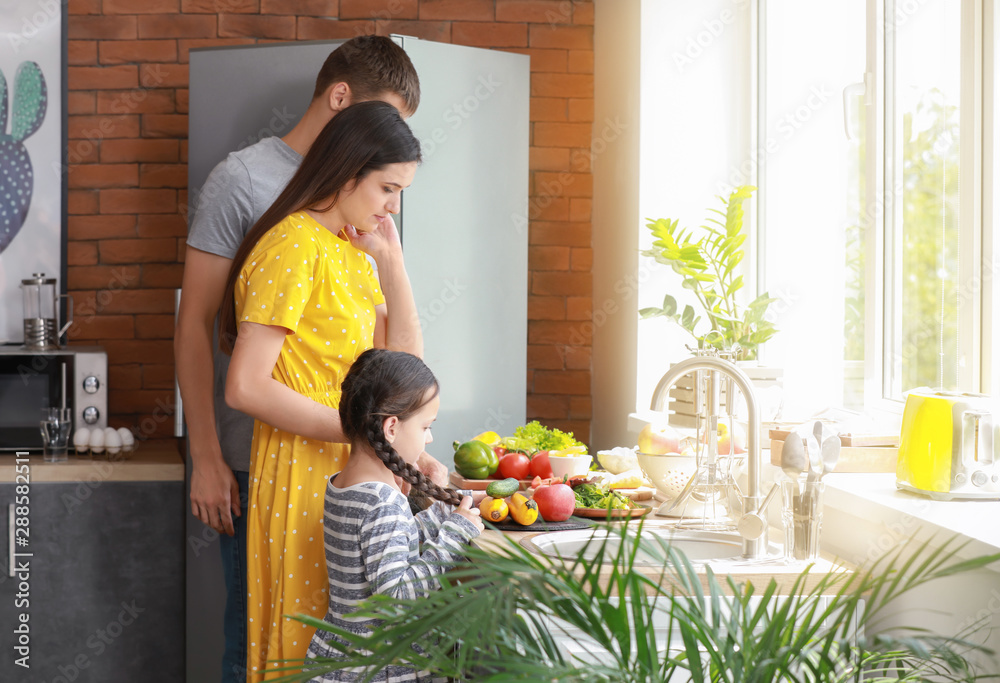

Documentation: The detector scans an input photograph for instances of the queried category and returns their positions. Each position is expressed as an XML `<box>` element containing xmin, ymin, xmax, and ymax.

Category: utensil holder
<box><xmin>780</xmin><ymin>477</ymin><xmax>824</xmax><ymax>562</ymax></box>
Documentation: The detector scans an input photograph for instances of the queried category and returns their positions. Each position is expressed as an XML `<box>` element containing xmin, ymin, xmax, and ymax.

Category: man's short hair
<box><xmin>313</xmin><ymin>35</ymin><xmax>420</xmax><ymax>116</ymax></box>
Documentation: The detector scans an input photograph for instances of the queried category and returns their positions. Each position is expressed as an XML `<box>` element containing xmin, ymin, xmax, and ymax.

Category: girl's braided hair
<box><xmin>340</xmin><ymin>348</ymin><xmax>462</xmax><ymax>506</ymax></box>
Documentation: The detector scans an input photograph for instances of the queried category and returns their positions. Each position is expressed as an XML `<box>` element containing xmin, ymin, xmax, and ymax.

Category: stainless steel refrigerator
<box><xmin>184</xmin><ymin>37</ymin><xmax>528</xmax><ymax>680</ymax></box>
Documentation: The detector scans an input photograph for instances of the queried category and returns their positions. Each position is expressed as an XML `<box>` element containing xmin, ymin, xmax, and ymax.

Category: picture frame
<box><xmin>0</xmin><ymin>0</ymin><xmax>67</xmax><ymax>344</ymax></box>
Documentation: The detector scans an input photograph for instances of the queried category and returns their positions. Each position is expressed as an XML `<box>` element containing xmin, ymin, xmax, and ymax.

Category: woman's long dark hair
<box><xmin>218</xmin><ymin>100</ymin><xmax>421</xmax><ymax>354</ymax></box>
<box><xmin>339</xmin><ymin>348</ymin><xmax>462</xmax><ymax>506</ymax></box>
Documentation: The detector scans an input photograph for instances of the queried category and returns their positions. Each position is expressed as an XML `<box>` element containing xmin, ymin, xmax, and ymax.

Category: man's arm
<box><xmin>176</xmin><ymin>247</ymin><xmax>241</xmax><ymax>535</ymax></box>
<box><xmin>179</xmin><ymin>152</ymin><xmax>259</xmax><ymax>535</ymax></box>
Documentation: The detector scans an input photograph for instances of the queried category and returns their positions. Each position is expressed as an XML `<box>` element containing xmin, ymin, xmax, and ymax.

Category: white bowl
<box><xmin>636</xmin><ymin>451</ymin><xmax>696</xmax><ymax>502</ymax></box>
<box><xmin>549</xmin><ymin>454</ymin><xmax>593</xmax><ymax>479</ymax></box>
<box><xmin>596</xmin><ymin>447</ymin><xmax>639</xmax><ymax>475</ymax></box>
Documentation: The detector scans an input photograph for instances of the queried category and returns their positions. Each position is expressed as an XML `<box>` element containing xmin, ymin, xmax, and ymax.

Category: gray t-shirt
<box><xmin>186</xmin><ymin>135</ymin><xmax>302</xmax><ymax>472</ymax></box>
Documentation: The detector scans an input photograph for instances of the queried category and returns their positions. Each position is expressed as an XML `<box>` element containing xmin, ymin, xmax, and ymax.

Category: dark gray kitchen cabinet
<box><xmin>0</xmin><ymin>481</ymin><xmax>184</xmax><ymax>681</ymax></box>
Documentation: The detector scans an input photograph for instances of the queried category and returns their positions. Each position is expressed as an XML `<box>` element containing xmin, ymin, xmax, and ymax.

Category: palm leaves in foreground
<box><xmin>271</xmin><ymin>522</ymin><xmax>1000</xmax><ymax>682</ymax></box>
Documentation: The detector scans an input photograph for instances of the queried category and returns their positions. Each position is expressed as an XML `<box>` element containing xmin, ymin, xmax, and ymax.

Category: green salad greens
<box><xmin>572</xmin><ymin>483</ymin><xmax>634</xmax><ymax>510</ymax></box>
<box><xmin>512</xmin><ymin>421</ymin><xmax>587</xmax><ymax>453</ymax></box>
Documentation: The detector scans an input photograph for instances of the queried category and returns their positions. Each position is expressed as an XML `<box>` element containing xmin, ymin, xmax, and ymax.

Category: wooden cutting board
<box><xmin>449</xmin><ymin>471</ymin><xmax>531</xmax><ymax>491</ymax></box>
<box><xmin>610</xmin><ymin>486</ymin><xmax>655</xmax><ymax>501</ymax></box>
<box><xmin>769</xmin><ymin>439</ymin><xmax>897</xmax><ymax>473</ymax></box>
<box><xmin>449</xmin><ymin>472</ymin><xmax>655</xmax><ymax>502</ymax></box>
<box><xmin>768</xmin><ymin>428</ymin><xmax>899</xmax><ymax>448</ymax></box>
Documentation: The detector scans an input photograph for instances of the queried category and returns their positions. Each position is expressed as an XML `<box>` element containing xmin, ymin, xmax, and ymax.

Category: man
<box><xmin>175</xmin><ymin>35</ymin><xmax>445</xmax><ymax>683</ymax></box>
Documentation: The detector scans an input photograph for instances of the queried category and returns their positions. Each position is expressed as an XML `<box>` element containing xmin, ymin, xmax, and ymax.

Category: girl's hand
<box><xmin>455</xmin><ymin>495</ymin><xmax>484</xmax><ymax>533</ymax></box>
<box><xmin>343</xmin><ymin>214</ymin><xmax>402</xmax><ymax>265</ymax></box>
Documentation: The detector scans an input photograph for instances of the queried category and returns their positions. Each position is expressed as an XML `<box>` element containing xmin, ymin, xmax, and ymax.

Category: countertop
<box><xmin>0</xmin><ymin>438</ymin><xmax>185</xmax><ymax>483</ymax></box>
<box><xmin>473</xmin><ymin>515</ymin><xmax>851</xmax><ymax>595</ymax></box>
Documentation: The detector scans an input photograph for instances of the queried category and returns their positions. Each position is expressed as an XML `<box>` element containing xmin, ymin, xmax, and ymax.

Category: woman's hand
<box><xmin>343</xmin><ymin>213</ymin><xmax>402</xmax><ymax>265</ymax></box>
<box><xmin>416</xmin><ymin>451</ymin><xmax>448</xmax><ymax>486</ymax></box>
<box><xmin>455</xmin><ymin>495</ymin><xmax>484</xmax><ymax>533</ymax></box>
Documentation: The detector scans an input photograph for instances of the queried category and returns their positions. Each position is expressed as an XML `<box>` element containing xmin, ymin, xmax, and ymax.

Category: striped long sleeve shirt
<box><xmin>306</xmin><ymin>479</ymin><xmax>480</xmax><ymax>682</ymax></box>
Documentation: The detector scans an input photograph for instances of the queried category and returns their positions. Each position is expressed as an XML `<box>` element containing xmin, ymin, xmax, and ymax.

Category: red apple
<box><xmin>532</xmin><ymin>483</ymin><xmax>576</xmax><ymax>522</ymax></box>
<box><xmin>637</xmin><ymin>422</ymin><xmax>682</xmax><ymax>455</ymax></box>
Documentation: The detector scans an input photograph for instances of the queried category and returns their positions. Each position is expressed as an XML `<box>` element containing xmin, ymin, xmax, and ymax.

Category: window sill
<box><xmin>822</xmin><ymin>473</ymin><xmax>1000</xmax><ymax>561</ymax></box>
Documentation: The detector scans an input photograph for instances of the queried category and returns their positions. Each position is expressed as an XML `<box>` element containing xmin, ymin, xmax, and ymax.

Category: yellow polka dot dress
<box><xmin>234</xmin><ymin>212</ymin><xmax>385</xmax><ymax>682</ymax></box>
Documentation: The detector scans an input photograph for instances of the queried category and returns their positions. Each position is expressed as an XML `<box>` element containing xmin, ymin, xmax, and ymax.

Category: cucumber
<box><xmin>486</xmin><ymin>477</ymin><xmax>520</xmax><ymax>498</ymax></box>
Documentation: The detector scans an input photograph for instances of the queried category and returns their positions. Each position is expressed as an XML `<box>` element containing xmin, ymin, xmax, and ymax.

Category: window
<box><xmin>758</xmin><ymin>0</ymin><xmax>987</xmax><ymax>414</ymax></box>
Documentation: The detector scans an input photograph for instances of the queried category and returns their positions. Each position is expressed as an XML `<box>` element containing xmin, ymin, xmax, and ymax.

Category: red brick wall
<box><xmin>65</xmin><ymin>0</ymin><xmax>593</xmax><ymax>442</ymax></box>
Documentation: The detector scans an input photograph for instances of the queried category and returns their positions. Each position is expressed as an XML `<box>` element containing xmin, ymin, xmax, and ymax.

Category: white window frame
<box><xmin>872</xmin><ymin>0</ymin><xmax>985</xmax><ymax>407</ymax></box>
<box><xmin>755</xmin><ymin>0</ymin><xmax>992</xmax><ymax>414</ymax></box>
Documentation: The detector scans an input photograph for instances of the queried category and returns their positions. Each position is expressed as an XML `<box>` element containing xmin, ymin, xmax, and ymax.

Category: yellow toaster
<box><xmin>896</xmin><ymin>390</ymin><xmax>1000</xmax><ymax>500</ymax></box>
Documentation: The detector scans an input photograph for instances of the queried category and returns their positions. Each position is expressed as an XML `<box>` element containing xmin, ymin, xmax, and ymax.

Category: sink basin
<box><xmin>521</xmin><ymin>528</ymin><xmax>779</xmax><ymax>566</ymax></box>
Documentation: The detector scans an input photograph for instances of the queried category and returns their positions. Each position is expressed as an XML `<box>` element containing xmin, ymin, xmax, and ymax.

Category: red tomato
<box><xmin>528</xmin><ymin>451</ymin><xmax>553</xmax><ymax>479</ymax></box>
<box><xmin>497</xmin><ymin>452</ymin><xmax>531</xmax><ymax>480</ymax></box>
<box><xmin>530</xmin><ymin>475</ymin><xmax>543</xmax><ymax>489</ymax></box>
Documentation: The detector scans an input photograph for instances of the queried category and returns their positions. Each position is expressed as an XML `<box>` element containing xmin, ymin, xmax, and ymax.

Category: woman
<box><xmin>218</xmin><ymin>101</ymin><xmax>423</xmax><ymax>682</ymax></box>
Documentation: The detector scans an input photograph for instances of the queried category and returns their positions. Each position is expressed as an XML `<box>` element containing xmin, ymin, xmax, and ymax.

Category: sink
<box><xmin>520</xmin><ymin>528</ymin><xmax>780</xmax><ymax>566</ymax></box>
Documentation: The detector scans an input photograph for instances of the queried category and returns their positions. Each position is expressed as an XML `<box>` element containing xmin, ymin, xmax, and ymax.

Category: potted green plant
<box><xmin>640</xmin><ymin>185</ymin><xmax>778</xmax><ymax>361</ymax></box>
<box><xmin>275</xmin><ymin>526</ymin><xmax>998</xmax><ymax>682</ymax></box>
<box><xmin>640</xmin><ymin>186</ymin><xmax>781</xmax><ymax>427</ymax></box>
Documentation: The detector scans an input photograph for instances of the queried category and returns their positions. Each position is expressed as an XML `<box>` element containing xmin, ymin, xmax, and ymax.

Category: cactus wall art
<box><xmin>0</xmin><ymin>61</ymin><xmax>46</xmax><ymax>254</ymax></box>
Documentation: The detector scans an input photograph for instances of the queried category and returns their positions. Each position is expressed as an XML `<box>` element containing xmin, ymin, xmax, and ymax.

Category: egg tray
<box><xmin>72</xmin><ymin>425</ymin><xmax>139</xmax><ymax>459</ymax></box>
<box><xmin>72</xmin><ymin>443</ymin><xmax>138</xmax><ymax>460</ymax></box>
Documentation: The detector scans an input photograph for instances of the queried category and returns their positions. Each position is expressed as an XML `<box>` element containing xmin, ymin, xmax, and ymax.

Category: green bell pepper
<box><xmin>453</xmin><ymin>439</ymin><xmax>499</xmax><ymax>479</ymax></box>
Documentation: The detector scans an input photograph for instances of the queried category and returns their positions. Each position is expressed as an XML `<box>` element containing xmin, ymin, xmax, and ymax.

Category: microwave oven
<box><xmin>0</xmin><ymin>345</ymin><xmax>108</xmax><ymax>452</ymax></box>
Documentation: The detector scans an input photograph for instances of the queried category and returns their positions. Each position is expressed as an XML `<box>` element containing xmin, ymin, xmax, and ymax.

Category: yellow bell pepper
<box><xmin>472</xmin><ymin>430</ymin><xmax>501</xmax><ymax>446</ymax></box>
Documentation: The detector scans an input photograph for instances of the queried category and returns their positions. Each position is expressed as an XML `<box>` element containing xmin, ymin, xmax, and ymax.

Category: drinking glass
<box><xmin>40</xmin><ymin>407</ymin><xmax>73</xmax><ymax>463</ymax></box>
<box><xmin>780</xmin><ymin>477</ymin><xmax>825</xmax><ymax>562</ymax></box>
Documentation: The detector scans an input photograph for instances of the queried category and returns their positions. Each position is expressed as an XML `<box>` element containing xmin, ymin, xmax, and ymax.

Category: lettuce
<box><xmin>512</xmin><ymin>420</ymin><xmax>587</xmax><ymax>453</ymax></box>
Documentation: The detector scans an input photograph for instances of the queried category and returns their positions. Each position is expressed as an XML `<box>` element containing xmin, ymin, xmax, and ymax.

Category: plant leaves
<box><xmin>661</xmin><ymin>294</ymin><xmax>678</xmax><ymax>316</ymax></box>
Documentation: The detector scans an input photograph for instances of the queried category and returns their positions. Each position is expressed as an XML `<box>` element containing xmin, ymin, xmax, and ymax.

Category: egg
<box><xmin>73</xmin><ymin>428</ymin><xmax>91</xmax><ymax>453</ymax></box>
<box><xmin>89</xmin><ymin>427</ymin><xmax>105</xmax><ymax>454</ymax></box>
<box><xmin>104</xmin><ymin>427</ymin><xmax>122</xmax><ymax>455</ymax></box>
<box><xmin>117</xmin><ymin>427</ymin><xmax>135</xmax><ymax>450</ymax></box>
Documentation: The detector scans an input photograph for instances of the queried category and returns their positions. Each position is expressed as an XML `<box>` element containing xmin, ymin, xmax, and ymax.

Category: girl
<box><xmin>219</xmin><ymin>101</ymin><xmax>435</xmax><ymax>682</ymax></box>
<box><xmin>306</xmin><ymin>348</ymin><xmax>483</xmax><ymax>682</ymax></box>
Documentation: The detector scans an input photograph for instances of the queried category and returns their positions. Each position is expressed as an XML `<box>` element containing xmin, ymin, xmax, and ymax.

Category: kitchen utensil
<box><xmin>636</xmin><ymin>451</ymin><xmax>696</xmax><ymax>502</ymax></box>
<box><xmin>20</xmin><ymin>273</ymin><xmax>73</xmax><ymax>350</ymax></box>
<box><xmin>820</xmin><ymin>434</ymin><xmax>840</xmax><ymax>480</ymax></box>
<box><xmin>781</xmin><ymin>433</ymin><xmax>808</xmax><ymax>480</ymax></box>
<box><xmin>806</xmin><ymin>422</ymin><xmax>822</xmax><ymax>484</ymax></box>
<box><xmin>738</xmin><ymin>431</ymin><xmax>808</xmax><ymax>540</ymax></box>
<box><xmin>896</xmin><ymin>390</ymin><xmax>1000</xmax><ymax>500</ymax></box>
<box><xmin>637</xmin><ymin>449</ymin><xmax>728</xmax><ymax>523</ymax></box>
<box><xmin>661</xmin><ymin>468</ymin><xmax>697</xmax><ymax>514</ymax></box>
<box><xmin>781</xmin><ymin>477</ymin><xmax>824</xmax><ymax>562</ymax></box>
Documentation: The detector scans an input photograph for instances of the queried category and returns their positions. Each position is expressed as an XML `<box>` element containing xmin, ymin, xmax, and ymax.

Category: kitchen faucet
<box><xmin>649</xmin><ymin>355</ymin><xmax>767</xmax><ymax>560</ymax></box>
